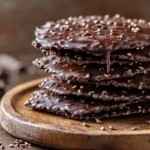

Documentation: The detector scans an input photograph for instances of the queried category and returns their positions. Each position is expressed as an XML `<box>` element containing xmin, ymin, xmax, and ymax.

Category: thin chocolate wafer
<box><xmin>25</xmin><ymin>90</ymin><xmax>150</xmax><ymax>121</ymax></box>
<box><xmin>33</xmin><ymin>56</ymin><xmax>149</xmax><ymax>82</ymax></box>
<box><xmin>28</xmin><ymin>15</ymin><xmax>150</xmax><ymax>121</ymax></box>
<box><xmin>59</xmin><ymin>55</ymin><xmax>130</xmax><ymax>66</ymax></box>
<box><xmin>90</xmin><ymin>73</ymin><xmax>150</xmax><ymax>90</ymax></box>
<box><xmin>33</xmin><ymin>15</ymin><xmax>150</xmax><ymax>54</ymax></box>
<box><xmin>93</xmin><ymin>47</ymin><xmax>150</xmax><ymax>62</ymax></box>
<box><xmin>33</xmin><ymin>15</ymin><xmax>150</xmax><ymax>73</ymax></box>
<box><xmin>49</xmin><ymin>68</ymin><xmax>150</xmax><ymax>91</ymax></box>
<box><xmin>39</xmin><ymin>78</ymin><xmax>150</xmax><ymax>102</ymax></box>
<box><xmin>51</xmin><ymin>48</ymin><xmax>150</xmax><ymax>65</ymax></box>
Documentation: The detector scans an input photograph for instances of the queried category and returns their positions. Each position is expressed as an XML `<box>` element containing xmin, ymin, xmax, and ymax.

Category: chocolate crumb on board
<box><xmin>8</xmin><ymin>139</ymin><xmax>32</xmax><ymax>149</ymax></box>
<box><xmin>0</xmin><ymin>143</ymin><xmax>4</xmax><ymax>150</ymax></box>
<box><xmin>100</xmin><ymin>126</ymin><xmax>105</xmax><ymax>131</ymax></box>
<box><xmin>146</xmin><ymin>120</ymin><xmax>150</xmax><ymax>124</ymax></box>
<box><xmin>109</xmin><ymin>125</ymin><xmax>117</xmax><ymax>130</ymax></box>
<box><xmin>82</xmin><ymin>122</ymin><xmax>90</xmax><ymax>127</ymax></box>
<box><xmin>0</xmin><ymin>145</ymin><xmax>4</xmax><ymax>150</ymax></box>
<box><xmin>9</xmin><ymin>144</ymin><xmax>14</xmax><ymax>148</ymax></box>
<box><xmin>95</xmin><ymin>118</ymin><xmax>103</xmax><ymax>124</ymax></box>
<box><xmin>131</xmin><ymin>127</ymin><xmax>142</xmax><ymax>130</ymax></box>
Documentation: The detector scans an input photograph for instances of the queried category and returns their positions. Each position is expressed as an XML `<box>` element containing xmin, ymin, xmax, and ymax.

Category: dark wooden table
<box><xmin>0</xmin><ymin>53</ymin><xmax>58</xmax><ymax>150</ymax></box>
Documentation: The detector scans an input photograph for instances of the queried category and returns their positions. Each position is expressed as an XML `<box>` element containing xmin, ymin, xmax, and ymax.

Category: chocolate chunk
<box><xmin>25</xmin><ymin>90</ymin><xmax>150</xmax><ymax>121</ymax></box>
<box><xmin>0</xmin><ymin>54</ymin><xmax>26</xmax><ymax>73</ymax></box>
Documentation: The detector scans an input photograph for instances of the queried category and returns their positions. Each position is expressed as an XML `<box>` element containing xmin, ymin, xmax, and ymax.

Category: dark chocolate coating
<box><xmin>90</xmin><ymin>74</ymin><xmax>150</xmax><ymax>90</ymax></box>
<box><xmin>57</xmin><ymin>54</ymin><xmax>130</xmax><ymax>65</ymax></box>
<box><xmin>33</xmin><ymin>15</ymin><xmax>150</xmax><ymax>54</ymax></box>
<box><xmin>50</xmin><ymin>74</ymin><xmax>150</xmax><ymax>91</ymax></box>
<box><xmin>25</xmin><ymin>90</ymin><xmax>150</xmax><ymax>121</ymax></box>
<box><xmin>48</xmin><ymin>47</ymin><xmax>150</xmax><ymax>65</ymax></box>
<box><xmin>33</xmin><ymin>56</ymin><xmax>149</xmax><ymax>82</ymax></box>
<box><xmin>39</xmin><ymin>78</ymin><xmax>150</xmax><ymax>102</ymax></box>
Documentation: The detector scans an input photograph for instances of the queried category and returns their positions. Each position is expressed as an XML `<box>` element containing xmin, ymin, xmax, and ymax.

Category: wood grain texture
<box><xmin>1</xmin><ymin>78</ymin><xmax>150</xmax><ymax>150</ymax></box>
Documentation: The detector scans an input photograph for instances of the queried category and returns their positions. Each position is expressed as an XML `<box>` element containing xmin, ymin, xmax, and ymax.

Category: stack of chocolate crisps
<box><xmin>25</xmin><ymin>15</ymin><xmax>150</xmax><ymax>122</ymax></box>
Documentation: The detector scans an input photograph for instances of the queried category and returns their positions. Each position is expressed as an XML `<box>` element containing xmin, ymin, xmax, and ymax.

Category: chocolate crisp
<box><xmin>25</xmin><ymin>15</ymin><xmax>150</xmax><ymax>122</ymax></box>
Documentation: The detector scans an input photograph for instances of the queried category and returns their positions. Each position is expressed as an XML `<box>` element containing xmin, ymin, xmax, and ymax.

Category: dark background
<box><xmin>0</xmin><ymin>0</ymin><xmax>150</xmax><ymax>54</ymax></box>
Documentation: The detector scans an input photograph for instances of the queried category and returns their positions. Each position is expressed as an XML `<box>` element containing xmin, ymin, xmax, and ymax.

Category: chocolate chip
<box><xmin>0</xmin><ymin>145</ymin><xmax>4</xmax><ymax>149</ymax></box>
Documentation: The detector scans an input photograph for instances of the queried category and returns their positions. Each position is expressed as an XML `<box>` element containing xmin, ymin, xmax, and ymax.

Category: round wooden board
<box><xmin>1</xmin><ymin>79</ymin><xmax>150</xmax><ymax>150</ymax></box>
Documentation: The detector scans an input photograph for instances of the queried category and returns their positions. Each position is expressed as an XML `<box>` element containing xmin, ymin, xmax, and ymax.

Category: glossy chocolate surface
<box><xmin>33</xmin><ymin>56</ymin><xmax>149</xmax><ymax>82</ymax></box>
<box><xmin>33</xmin><ymin>15</ymin><xmax>150</xmax><ymax>53</ymax></box>
<box><xmin>25</xmin><ymin>90</ymin><xmax>150</xmax><ymax>120</ymax></box>
<box><xmin>39</xmin><ymin>78</ymin><xmax>150</xmax><ymax>102</ymax></box>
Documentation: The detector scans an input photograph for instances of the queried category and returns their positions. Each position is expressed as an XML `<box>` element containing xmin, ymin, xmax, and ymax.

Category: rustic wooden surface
<box><xmin>1</xmin><ymin>78</ymin><xmax>150</xmax><ymax>150</ymax></box>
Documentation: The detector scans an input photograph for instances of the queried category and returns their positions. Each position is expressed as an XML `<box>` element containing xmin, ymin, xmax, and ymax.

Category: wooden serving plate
<box><xmin>1</xmin><ymin>78</ymin><xmax>150</xmax><ymax>150</ymax></box>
